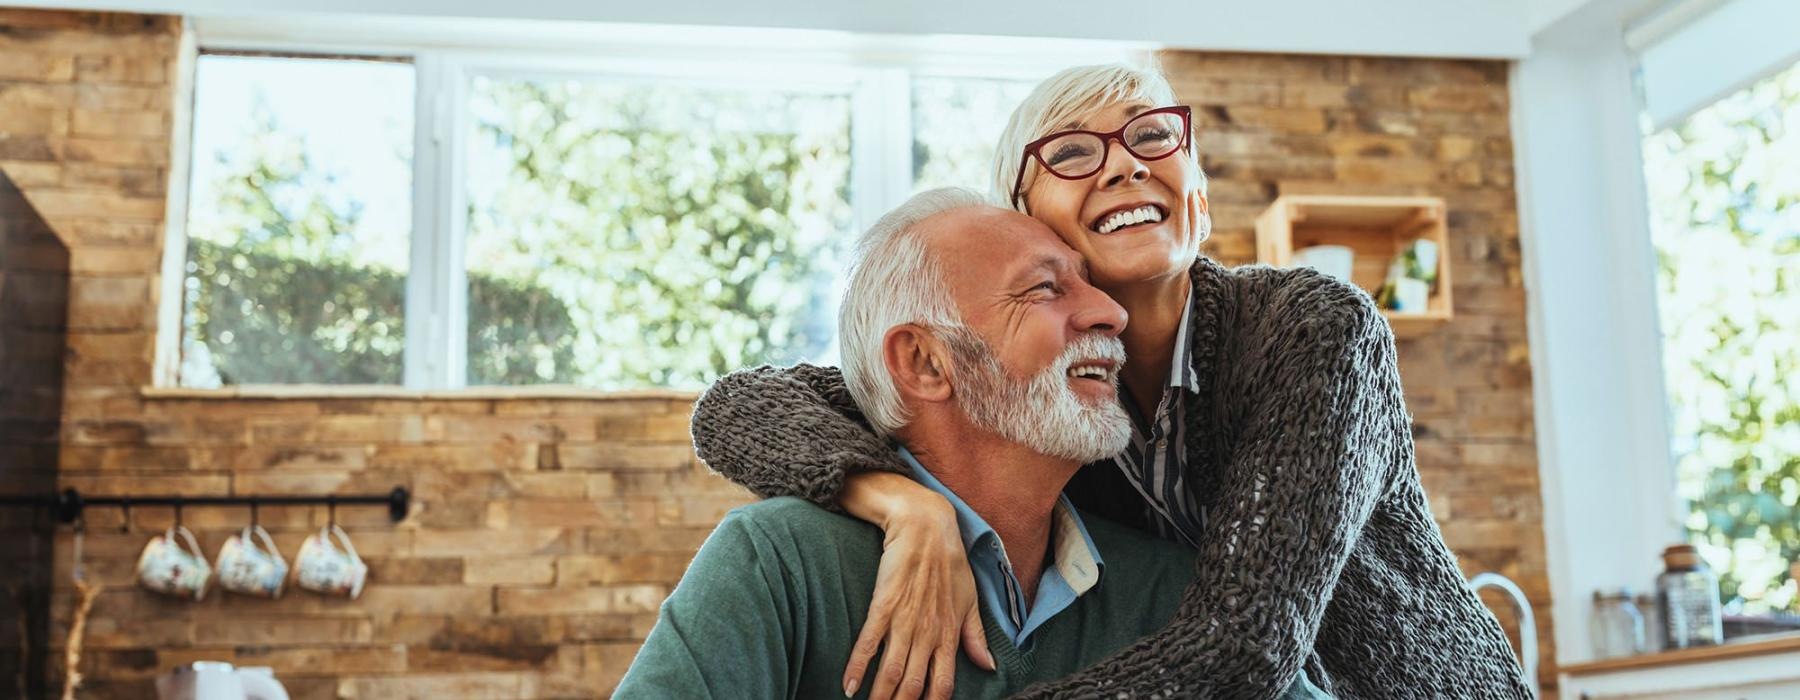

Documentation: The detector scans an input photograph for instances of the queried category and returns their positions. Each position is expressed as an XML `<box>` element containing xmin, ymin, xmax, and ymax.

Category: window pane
<box><xmin>465</xmin><ymin>76</ymin><xmax>852</xmax><ymax>389</ymax></box>
<box><xmin>1643</xmin><ymin>58</ymin><xmax>1800</xmax><ymax>618</ymax></box>
<box><xmin>181</xmin><ymin>55</ymin><xmax>414</xmax><ymax>386</ymax></box>
<box><xmin>911</xmin><ymin>77</ymin><xmax>1036</xmax><ymax>193</ymax></box>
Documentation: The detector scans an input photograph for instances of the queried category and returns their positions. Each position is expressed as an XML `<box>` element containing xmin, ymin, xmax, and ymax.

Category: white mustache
<box><xmin>1051</xmin><ymin>333</ymin><xmax>1126</xmax><ymax>377</ymax></box>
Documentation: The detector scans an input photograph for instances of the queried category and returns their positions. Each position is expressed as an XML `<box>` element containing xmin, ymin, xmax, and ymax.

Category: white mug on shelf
<box><xmin>1290</xmin><ymin>244</ymin><xmax>1355</xmax><ymax>283</ymax></box>
<box><xmin>216</xmin><ymin>524</ymin><xmax>288</xmax><ymax>598</ymax></box>
<box><xmin>294</xmin><ymin>524</ymin><xmax>367</xmax><ymax>599</ymax></box>
<box><xmin>1393</xmin><ymin>277</ymin><xmax>1431</xmax><ymax>313</ymax></box>
<box><xmin>137</xmin><ymin>525</ymin><xmax>211</xmax><ymax>601</ymax></box>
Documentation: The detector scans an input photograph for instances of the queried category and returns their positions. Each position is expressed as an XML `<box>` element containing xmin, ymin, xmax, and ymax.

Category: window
<box><xmin>176</xmin><ymin>43</ymin><xmax>1077</xmax><ymax>390</ymax></box>
<box><xmin>180</xmin><ymin>54</ymin><xmax>415</xmax><ymax>386</ymax></box>
<box><xmin>911</xmin><ymin>76</ymin><xmax>1037</xmax><ymax>191</ymax></box>
<box><xmin>463</xmin><ymin>75</ymin><xmax>853</xmax><ymax>389</ymax></box>
<box><xmin>1642</xmin><ymin>58</ymin><xmax>1800</xmax><ymax>619</ymax></box>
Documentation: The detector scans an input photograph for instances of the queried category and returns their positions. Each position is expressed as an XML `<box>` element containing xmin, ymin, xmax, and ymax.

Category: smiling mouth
<box><xmin>1090</xmin><ymin>204</ymin><xmax>1169</xmax><ymax>234</ymax></box>
<box><xmin>1065</xmin><ymin>361</ymin><xmax>1117</xmax><ymax>384</ymax></box>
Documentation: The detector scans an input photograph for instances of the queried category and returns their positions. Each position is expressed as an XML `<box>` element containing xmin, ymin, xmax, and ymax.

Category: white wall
<box><xmin>1527</xmin><ymin>0</ymin><xmax>1605</xmax><ymax>33</ymax></box>
<box><xmin>16</xmin><ymin>0</ymin><xmax>1531</xmax><ymax>58</ymax></box>
<box><xmin>1512</xmin><ymin>0</ymin><xmax>1680</xmax><ymax>667</ymax></box>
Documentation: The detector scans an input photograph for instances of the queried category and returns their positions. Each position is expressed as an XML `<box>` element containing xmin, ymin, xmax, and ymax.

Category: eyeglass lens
<box><xmin>1038</xmin><ymin>110</ymin><xmax>1186</xmax><ymax>178</ymax></box>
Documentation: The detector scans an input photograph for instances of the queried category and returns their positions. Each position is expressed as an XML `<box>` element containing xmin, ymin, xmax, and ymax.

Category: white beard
<box><xmin>943</xmin><ymin>329</ymin><xmax>1131</xmax><ymax>464</ymax></box>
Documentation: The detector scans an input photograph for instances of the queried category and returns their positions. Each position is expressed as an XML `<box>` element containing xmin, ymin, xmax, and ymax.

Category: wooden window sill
<box><xmin>1560</xmin><ymin>632</ymin><xmax>1800</xmax><ymax>676</ymax></box>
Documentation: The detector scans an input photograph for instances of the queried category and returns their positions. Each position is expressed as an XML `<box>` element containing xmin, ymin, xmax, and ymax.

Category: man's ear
<box><xmin>882</xmin><ymin>324</ymin><xmax>954</xmax><ymax>404</ymax></box>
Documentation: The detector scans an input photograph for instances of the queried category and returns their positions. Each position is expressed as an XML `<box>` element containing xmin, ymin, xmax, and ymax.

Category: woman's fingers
<box><xmin>866</xmin><ymin>616</ymin><xmax>916</xmax><ymax>700</ymax></box>
<box><xmin>844</xmin><ymin>493</ymin><xmax>972</xmax><ymax>698</ymax></box>
<box><xmin>959</xmin><ymin>605</ymin><xmax>995</xmax><ymax>671</ymax></box>
<box><xmin>844</xmin><ymin>598</ymin><xmax>893</xmax><ymax>697</ymax></box>
<box><xmin>927</xmin><ymin>633</ymin><xmax>958</xmax><ymax>700</ymax></box>
<box><xmin>893</xmin><ymin>625</ymin><xmax>938</xmax><ymax>700</ymax></box>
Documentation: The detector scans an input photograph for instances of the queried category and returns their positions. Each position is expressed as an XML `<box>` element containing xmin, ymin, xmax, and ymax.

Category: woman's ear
<box><xmin>1187</xmin><ymin>188</ymin><xmax>1211</xmax><ymax>245</ymax></box>
<box><xmin>883</xmin><ymin>324</ymin><xmax>954</xmax><ymax>405</ymax></box>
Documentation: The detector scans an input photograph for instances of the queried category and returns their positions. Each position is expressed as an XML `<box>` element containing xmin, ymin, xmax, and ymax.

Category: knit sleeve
<box><xmin>1014</xmin><ymin>279</ymin><xmax>1404</xmax><ymax>699</ymax></box>
<box><xmin>690</xmin><ymin>363</ymin><xmax>911</xmax><ymax>510</ymax></box>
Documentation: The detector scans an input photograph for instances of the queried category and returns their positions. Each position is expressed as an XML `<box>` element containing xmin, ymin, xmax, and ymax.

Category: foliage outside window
<box><xmin>1642</xmin><ymin>59</ymin><xmax>1800</xmax><ymax>615</ymax></box>
<box><xmin>463</xmin><ymin>77</ymin><xmax>853</xmax><ymax>389</ymax></box>
<box><xmin>181</xmin><ymin>55</ymin><xmax>413</xmax><ymax>386</ymax></box>
<box><xmin>911</xmin><ymin>77</ymin><xmax>1037</xmax><ymax>193</ymax></box>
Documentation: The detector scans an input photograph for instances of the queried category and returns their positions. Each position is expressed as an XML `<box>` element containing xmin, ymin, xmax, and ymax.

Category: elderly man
<box><xmin>615</xmin><ymin>189</ymin><xmax>1324</xmax><ymax>699</ymax></box>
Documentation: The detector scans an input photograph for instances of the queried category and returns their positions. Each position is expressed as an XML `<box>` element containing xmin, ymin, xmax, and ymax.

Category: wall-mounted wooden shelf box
<box><xmin>1254</xmin><ymin>194</ymin><xmax>1452</xmax><ymax>338</ymax></box>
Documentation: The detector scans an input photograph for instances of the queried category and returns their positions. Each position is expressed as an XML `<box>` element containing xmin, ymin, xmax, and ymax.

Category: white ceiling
<box><xmin>18</xmin><ymin>0</ymin><xmax>1536</xmax><ymax>59</ymax></box>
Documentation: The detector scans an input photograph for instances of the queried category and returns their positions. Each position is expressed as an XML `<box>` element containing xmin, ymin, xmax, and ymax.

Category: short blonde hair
<box><xmin>991</xmin><ymin>62</ymin><xmax>1206</xmax><ymax>213</ymax></box>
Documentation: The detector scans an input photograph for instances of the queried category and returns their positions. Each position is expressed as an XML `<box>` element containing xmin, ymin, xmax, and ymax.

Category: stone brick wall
<box><xmin>3</xmin><ymin>8</ymin><xmax>1551</xmax><ymax>697</ymax></box>
<box><xmin>1163</xmin><ymin>51</ymin><xmax>1553</xmax><ymax>692</ymax></box>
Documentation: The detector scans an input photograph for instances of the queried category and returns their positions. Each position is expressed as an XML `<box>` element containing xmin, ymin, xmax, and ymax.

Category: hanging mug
<box><xmin>137</xmin><ymin>525</ymin><xmax>211</xmax><ymax>601</ymax></box>
<box><xmin>294</xmin><ymin>524</ymin><xmax>366</xmax><ymax>599</ymax></box>
<box><xmin>216</xmin><ymin>524</ymin><xmax>288</xmax><ymax>598</ymax></box>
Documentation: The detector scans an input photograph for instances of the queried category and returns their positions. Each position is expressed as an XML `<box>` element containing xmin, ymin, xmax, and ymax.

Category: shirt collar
<box><xmin>1169</xmin><ymin>285</ymin><xmax>1202</xmax><ymax>395</ymax></box>
<box><xmin>895</xmin><ymin>446</ymin><xmax>1104</xmax><ymax>595</ymax></box>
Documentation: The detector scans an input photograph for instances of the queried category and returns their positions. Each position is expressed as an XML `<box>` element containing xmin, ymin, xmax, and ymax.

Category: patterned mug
<box><xmin>294</xmin><ymin>524</ymin><xmax>367</xmax><ymax>599</ymax></box>
<box><xmin>215</xmin><ymin>524</ymin><xmax>288</xmax><ymax>598</ymax></box>
<box><xmin>137</xmin><ymin>525</ymin><xmax>211</xmax><ymax>601</ymax></box>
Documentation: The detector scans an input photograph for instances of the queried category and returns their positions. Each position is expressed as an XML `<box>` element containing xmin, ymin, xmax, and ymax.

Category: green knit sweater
<box><xmin>615</xmin><ymin>497</ymin><xmax>1328</xmax><ymax>699</ymax></box>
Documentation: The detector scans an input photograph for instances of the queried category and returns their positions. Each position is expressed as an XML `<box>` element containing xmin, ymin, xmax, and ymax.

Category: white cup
<box><xmin>1394</xmin><ymin>277</ymin><xmax>1431</xmax><ymax>312</ymax></box>
<box><xmin>294</xmin><ymin>524</ymin><xmax>367</xmax><ymax>599</ymax></box>
<box><xmin>1291</xmin><ymin>245</ymin><xmax>1355</xmax><ymax>283</ymax></box>
<box><xmin>137</xmin><ymin>525</ymin><xmax>211</xmax><ymax>601</ymax></box>
<box><xmin>216</xmin><ymin>524</ymin><xmax>289</xmax><ymax>598</ymax></box>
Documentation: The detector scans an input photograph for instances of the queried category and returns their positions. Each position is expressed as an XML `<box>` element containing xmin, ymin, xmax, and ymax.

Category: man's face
<box><xmin>918</xmin><ymin>207</ymin><xmax>1133</xmax><ymax>462</ymax></box>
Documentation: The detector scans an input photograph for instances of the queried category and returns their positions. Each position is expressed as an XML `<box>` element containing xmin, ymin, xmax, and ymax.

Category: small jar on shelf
<box><xmin>1634</xmin><ymin>591</ymin><xmax>1664</xmax><ymax>653</ymax></box>
<box><xmin>1590</xmin><ymin>589</ymin><xmax>1645</xmax><ymax>659</ymax></box>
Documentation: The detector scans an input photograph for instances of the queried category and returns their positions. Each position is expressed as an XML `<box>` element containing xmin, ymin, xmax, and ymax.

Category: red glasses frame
<box><xmin>1009</xmin><ymin>105</ymin><xmax>1194</xmax><ymax>209</ymax></box>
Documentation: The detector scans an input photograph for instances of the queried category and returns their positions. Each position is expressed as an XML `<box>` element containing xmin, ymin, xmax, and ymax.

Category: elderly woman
<box><xmin>691</xmin><ymin>64</ymin><xmax>1532</xmax><ymax>700</ymax></box>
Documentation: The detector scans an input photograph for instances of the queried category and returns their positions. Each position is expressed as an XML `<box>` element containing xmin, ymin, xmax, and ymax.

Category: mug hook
<box><xmin>173</xmin><ymin>500</ymin><xmax>183</xmax><ymax>529</ymax></box>
<box><xmin>119</xmin><ymin>497</ymin><xmax>131</xmax><ymax>534</ymax></box>
<box><xmin>250</xmin><ymin>498</ymin><xmax>260</xmax><ymax>528</ymax></box>
<box><xmin>327</xmin><ymin>495</ymin><xmax>337</xmax><ymax>528</ymax></box>
<box><xmin>72</xmin><ymin>516</ymin><xmax>87</xmax><ymax>583</ymax></box>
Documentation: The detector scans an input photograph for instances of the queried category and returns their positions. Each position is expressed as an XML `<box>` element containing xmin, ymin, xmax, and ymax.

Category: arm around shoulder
<box><xmin>691</xmin><ymin>364</ymin><xmax>911</xmax><ymax>510</ymax></box>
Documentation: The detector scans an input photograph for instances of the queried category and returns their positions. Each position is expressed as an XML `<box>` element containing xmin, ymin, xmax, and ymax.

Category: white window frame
<box><xmin>181</xmin><ymin>16</ymin><xmax>1145</xmax><ymax>391</ymax></box>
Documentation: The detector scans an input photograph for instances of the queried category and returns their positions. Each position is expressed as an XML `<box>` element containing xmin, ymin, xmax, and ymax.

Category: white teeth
<box><xmin>1067</xmin><ymin>365</ymin><xmax>1111</xmax><ymax>381</ymax></box>
<box><xmin>1095</xmin><ymin>205</ymin><xmax>1165</xmax><ymax>234</ymax></box>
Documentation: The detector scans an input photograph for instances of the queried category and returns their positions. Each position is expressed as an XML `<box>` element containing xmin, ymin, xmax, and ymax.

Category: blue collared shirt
<box><xmin>896</xmin><ymin>446</ymin><xmax>1105</xmax><ymax>649</ymax></box>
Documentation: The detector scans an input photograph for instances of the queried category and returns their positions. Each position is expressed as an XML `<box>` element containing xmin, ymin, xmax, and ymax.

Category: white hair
<box><xmin>991</xmin><ymin>62</ymin><xmax>1207</xmax><ymax>213</ymax></box>
<box><xmin>839</xmin><ymin>187</ymin><xmax>989</xmax><ymax>437</ymax></box>
<box><xmin>944</xmin><ymin>328</ymin><xmax>1131</xmax><ymax>464</ymax></box>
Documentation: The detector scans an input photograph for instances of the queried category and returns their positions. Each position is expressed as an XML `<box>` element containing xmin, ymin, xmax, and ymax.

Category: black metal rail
<box><xmin>0</xmin><ymin>487</ymin><xmax>410</xmax><ymax>524</ymax></box>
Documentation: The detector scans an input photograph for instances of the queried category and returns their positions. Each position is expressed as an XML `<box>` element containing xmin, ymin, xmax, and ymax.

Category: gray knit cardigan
<box><xmin>690</xmin><ymin>256</ymin><xmax>1534</xmax><ymax>700</ymax></box>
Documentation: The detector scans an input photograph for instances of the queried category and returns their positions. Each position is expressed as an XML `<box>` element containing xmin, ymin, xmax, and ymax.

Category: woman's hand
<box><xmin>839</xmin><ymin>472</ymin><xmax>995</xmax><ymax>699</ymax></box>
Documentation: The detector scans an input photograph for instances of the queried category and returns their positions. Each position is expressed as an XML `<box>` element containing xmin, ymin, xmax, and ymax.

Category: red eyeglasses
<box><xmin>1009</xmin><ymin>105</ymin><xmax>1193</xmax><ymax>209</ymax></box>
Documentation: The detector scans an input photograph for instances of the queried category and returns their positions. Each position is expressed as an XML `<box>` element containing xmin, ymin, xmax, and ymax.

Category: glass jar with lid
<box><xmin>1590</xmin><ymin>589</ymin><xmax>1645</xmax><ymax>659</ymax></box>
<box><xmin>1657</xmin><ymin>544</ymin><xmax>1723</xmax><ymax>649</ymax></box>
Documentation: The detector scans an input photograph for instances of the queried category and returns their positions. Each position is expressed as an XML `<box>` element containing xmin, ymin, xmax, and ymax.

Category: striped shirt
<box><xmin>1109</xmin><ymin>288</ymin><xmax>1205</xmax><ymax>548</ymax></box>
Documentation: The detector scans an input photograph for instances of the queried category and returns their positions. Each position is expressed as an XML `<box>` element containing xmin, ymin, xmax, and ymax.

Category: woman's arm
<box><xmin>691</xmin><ymin>364</ymin><xmax>994</xmax><ymax>698</ymax></box>
<box><xmin>691</xmin><ymin>363</ymin><xmax>911</xmax><ymax>508</ymax></box>
<box><xmin>1014</xmin><ymin>282</ymin><xmax>1403</xmax><ymax>699</ymax></box>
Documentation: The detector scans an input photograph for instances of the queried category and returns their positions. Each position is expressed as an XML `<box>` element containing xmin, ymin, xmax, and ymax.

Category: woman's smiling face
<box><xmin>1019</xmin><ymin>100</ymin><xmax>1209</xmax><ymax>290</ymax></box>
